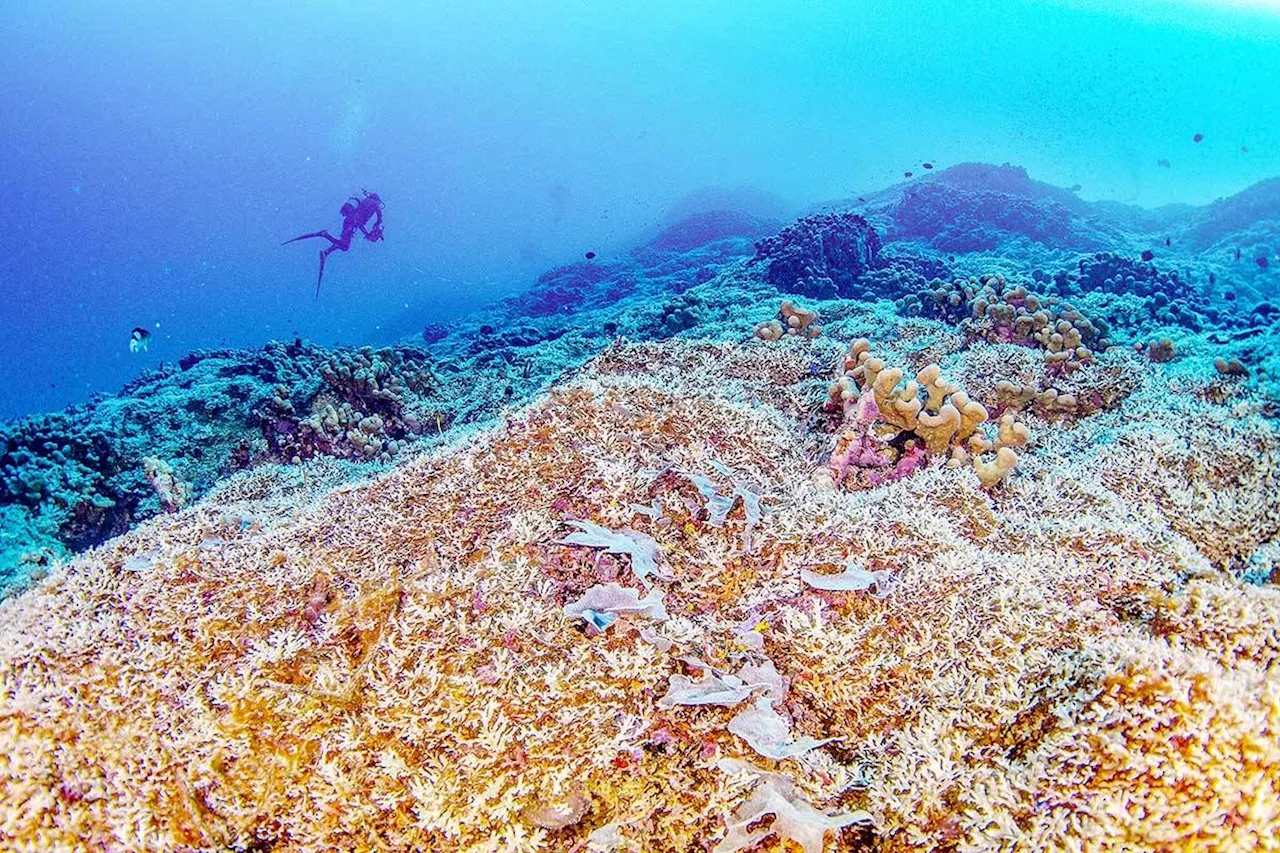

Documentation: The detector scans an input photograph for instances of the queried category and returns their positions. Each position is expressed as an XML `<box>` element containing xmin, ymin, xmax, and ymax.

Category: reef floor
<box><xmin>1</xmin><ymin>322</ymin><xmax>1277</xmax><ymax>851</ymax></box>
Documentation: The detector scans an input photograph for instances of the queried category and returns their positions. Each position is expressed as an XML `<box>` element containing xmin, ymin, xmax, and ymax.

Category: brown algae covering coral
<box><xmin>1</xmin><ymin>335</ymin><xmax>1279</xmax><ymax>853</ymax></box>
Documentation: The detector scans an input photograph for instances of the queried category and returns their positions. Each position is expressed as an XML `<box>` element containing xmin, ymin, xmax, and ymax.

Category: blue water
<box><xmin>1</xmin><ymin>0</ymin><xmax>1278</xmax><ymax>421</ymax></box>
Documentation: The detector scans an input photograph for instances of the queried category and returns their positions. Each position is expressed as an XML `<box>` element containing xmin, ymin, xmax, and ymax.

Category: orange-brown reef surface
<box><xmin>1</xmin><ymin>331</ymin><xmax>1278</xmax><ymax>853</ymax></box>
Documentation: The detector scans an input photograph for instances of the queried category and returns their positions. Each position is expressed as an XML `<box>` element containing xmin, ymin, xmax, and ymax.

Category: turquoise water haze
<box><xmin>0</xmin><ymin>0</ymin><xmax>1276</xmax><ymax>419</ymax></box>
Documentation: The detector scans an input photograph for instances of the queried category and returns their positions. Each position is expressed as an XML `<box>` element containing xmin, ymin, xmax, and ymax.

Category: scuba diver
<box><xmin>284</xmin><ymin>190</ymin><xmax>385</xmax><ymax>297</ymax></box>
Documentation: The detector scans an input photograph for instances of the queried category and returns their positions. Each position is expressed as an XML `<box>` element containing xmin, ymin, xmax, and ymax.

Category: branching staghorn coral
<box><xmin>821</xmin><ymin>338</ymin><xmax>1030</xmax><ymax>489</ymax></box>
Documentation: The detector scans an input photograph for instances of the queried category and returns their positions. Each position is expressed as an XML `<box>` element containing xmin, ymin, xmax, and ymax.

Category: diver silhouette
<box><xmin>284</xmin><ymin>190</ymin><xmax>385</xmax><ymax>297</ymax></box>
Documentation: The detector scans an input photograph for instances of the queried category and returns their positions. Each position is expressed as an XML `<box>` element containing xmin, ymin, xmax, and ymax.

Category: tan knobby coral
<box><xmin>825</xmin><ymin>339</ymin><xmax>1029</xmax><ymax>489</ymax></box>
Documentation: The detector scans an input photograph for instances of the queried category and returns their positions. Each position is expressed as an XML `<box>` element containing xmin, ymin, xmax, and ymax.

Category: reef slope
<box><xmin>1</xmin><ymin>324</ymin><xmax>1277</xmax><ymax>852</ymax></box>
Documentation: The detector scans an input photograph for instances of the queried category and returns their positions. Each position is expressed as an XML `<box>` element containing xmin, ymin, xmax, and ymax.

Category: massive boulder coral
<box><xmin>754</xmin><ymin>299</ymin><xmax>821</xmax><ymax>341</ymax></box>
<box><xmin>894</xmin><ymin>273</ymin><xmax>1149</xmax><ymax>421</ymax></box>
<box><xmin>0</xmin><ymin>340</ymin><xmax>460</xmax><ymax>590</ymax></box>
<box><xmin>646</xmin><ymin>210</ymin><xmax>779</xmax><ymax>254</ymax></box>
<box><xmin>507</xmin><ymin>258</ymin><xmax>636</xmax><ymax>318</ymax></box>
<box><xmin>848</xmin><ymin>256</ymin><xmax>947</xmax><ymax>302</ymax></box>
<box><xmin>0</xmin><ymin>338</ymin><xmax>359</xmax><ymax>578</ymax></box>
<box><xmin>1049</xmin><ymin>251</ymin><xmax>1225</xmax><ymax>331</ymax></box>
<box><xmin>0</xmin><ymin>411</ymin><xmax>135</xmax><ymax>555</ymax></box>
<box><xmin>750</xmin><ymin>211</ymin><xmax>883</xmax><ymax>299</ymax></box>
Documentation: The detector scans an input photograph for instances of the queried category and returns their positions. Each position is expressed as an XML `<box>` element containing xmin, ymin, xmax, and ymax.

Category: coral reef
<box><xmin>653</xmin><ymin>292</ymin><xmax>707</xmax><ymax>335</ymax></box>
<box><xmin>0</xmin><ymin>411</ymin><xmax>134</xmax><ymax>554</ymax></box>
<box><xmin>5</xmin><ymin>160</ymin><xmax>1280</xmax><ymax>851</ymax></box>
<box><xmin>511</xmin><ymin>258</ymin><xmax>634</xmax><ymax>318</ymax></box>
<box><xmin>257</xmin><ymin>346</ymin><xmax>439</xmax><ymax>464</ymax></box>
<box><xmin>1</xmin><ymin>335</ymin><xmax>1277</xmax><ymax>852</ymax></box>
<box><xmin>891</xmin><ymin>177</ymin><xmax>1098</xmax><ymax>252</ymax></box>
<box><xmin>13</xmin><ymin>162</ymin><xmax>1279</xmax><ymax>592</ymax></box>
<box><xmin>754</xmin><ymin>300</ymin><xmax>822</xmax><ymax>341</ymax></box>
<box><xmin>0</xmin><ymin>341</ymin><xmax>462</xmax><ymax>586</ymax></box>
<box><xmin>822</xmin><ymin>339</ymin><xmax>1030</xmax><ymax>490</ymax></box>
<box><xmin>898</xmin><ymin>273</ymin><xmax>1108</xmax><ymax>372</ymax></box>
<box><xmin>751</xmin><ymin>212</ymin><xmax>882</xmax><ymax>299</ymax></box>
<box><xmin>1049</xmin><ymin>251</ymin><xmax>1225</xmax><ymax>331</ymax></box>
<box><xmin>142</xmin><ymin>457</ymin><xmax>189</xmax><ymax>513</ymax></box>
<box><xmin>894</xmin><ymin>274</ymin><xmax>1153</xmax><ymax>421</ymax></box>
<box><xmin>647</xmin><ymin>210</ymin><xmax>779</xmax><ymax>254</ymax></box>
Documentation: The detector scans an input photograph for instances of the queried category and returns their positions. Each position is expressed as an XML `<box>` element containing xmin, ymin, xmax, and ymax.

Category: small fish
<box><xmin>1069</xmin><ymin>184</ymin><xmax>1082</xmax><ymax>192</ymax></box>
<box><xmin>1157</xmin><ymin>159</ymin><xmax>1171</xmax><ymax>168</ymax></box>
<box><xmin>1141</xmin><ymin>250</ymin><xmax>1154</xmax><ymax>262</ymax></box>
<box><xmin>1242</xmin><ymin>145</ymin><xmax>1249</xmax><ymax>153</ymax></box>
<box><xmin>1164</xmin><ymin>237</ymin><xmax>1170</xmax><ymax>247</ymax></box>
<box><xmin>1235</xmin><ymin>247</ymin><xmax>1242</xmax><ymax>262</ymax></box>
<box><xmin>1193</xmin><ymin>133</ymin><xmax>1204</xmax><ymax>143</ymax></box>
<box><xmin>1259</xmin><ymin>256</ymin><xmax>1271</xmax><ymax>269</ymax></box>
<box><xmin>948</xmin><ymin>255</ymin><xmax>956</xmax><ymax>263</ymax></box>
<box><xmin>856</xmin><ymin>196</ymin><xmax>866</xmax><ymax>203</ymax></box>
<box><xmin>584</xmin><ymin>251</ymin><xmax>596</xmax><ymax>260</ymax></box>
<box><xmin>903</xmin><ymin>171</ymin><xmax>913</xmax><ymax>178</ymax></box>
<box><xmin>922</xmin><ymin>162</ymin><xmax>934</xmax><ymax>170</ymax></box>
<box><xmin>129</xmin><ymin>327</ymin><xmax>152</xmax><ymax>353</ymax></box>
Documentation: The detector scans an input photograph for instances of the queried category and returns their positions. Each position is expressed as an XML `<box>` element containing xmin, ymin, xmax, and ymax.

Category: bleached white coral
<box><xmin>658</xmin><ymin>670</ymin><xmax>762</xmax><ymax>709</ymax></box>
<box><xmin>801</xmin><ymin>556</ymin><xmax>893</xmax><ymax>597</ymax></box>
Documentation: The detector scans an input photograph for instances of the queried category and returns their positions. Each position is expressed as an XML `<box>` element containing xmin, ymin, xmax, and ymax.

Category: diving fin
<box><xmin>316</xmin><ymin>250</ymin><xmax>327</xmax><ymax>299</ymax></box>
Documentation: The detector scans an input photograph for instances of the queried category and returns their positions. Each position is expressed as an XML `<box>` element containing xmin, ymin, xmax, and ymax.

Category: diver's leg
<box><xmin>313</xmin><ymin>230</ymin><xmax>355</xmax><ymax>297</ymax></box>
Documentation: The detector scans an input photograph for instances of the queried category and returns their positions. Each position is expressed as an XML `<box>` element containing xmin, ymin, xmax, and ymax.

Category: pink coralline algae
<box><xmin>827</xmin><ymin>389</ymin><xmax>892</xmax><ymax>486</ymax></box>
<box><xmin>868</xmin><ymin>441</ymin><xmax>928</xmax><ymax>486</ymax></box>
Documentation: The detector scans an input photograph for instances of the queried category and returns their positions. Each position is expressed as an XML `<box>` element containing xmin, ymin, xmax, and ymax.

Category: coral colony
<box><xmin>2</xmin><ymin>163</ymin><xmax>1280</xmax><ymax>851</ymax></box>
